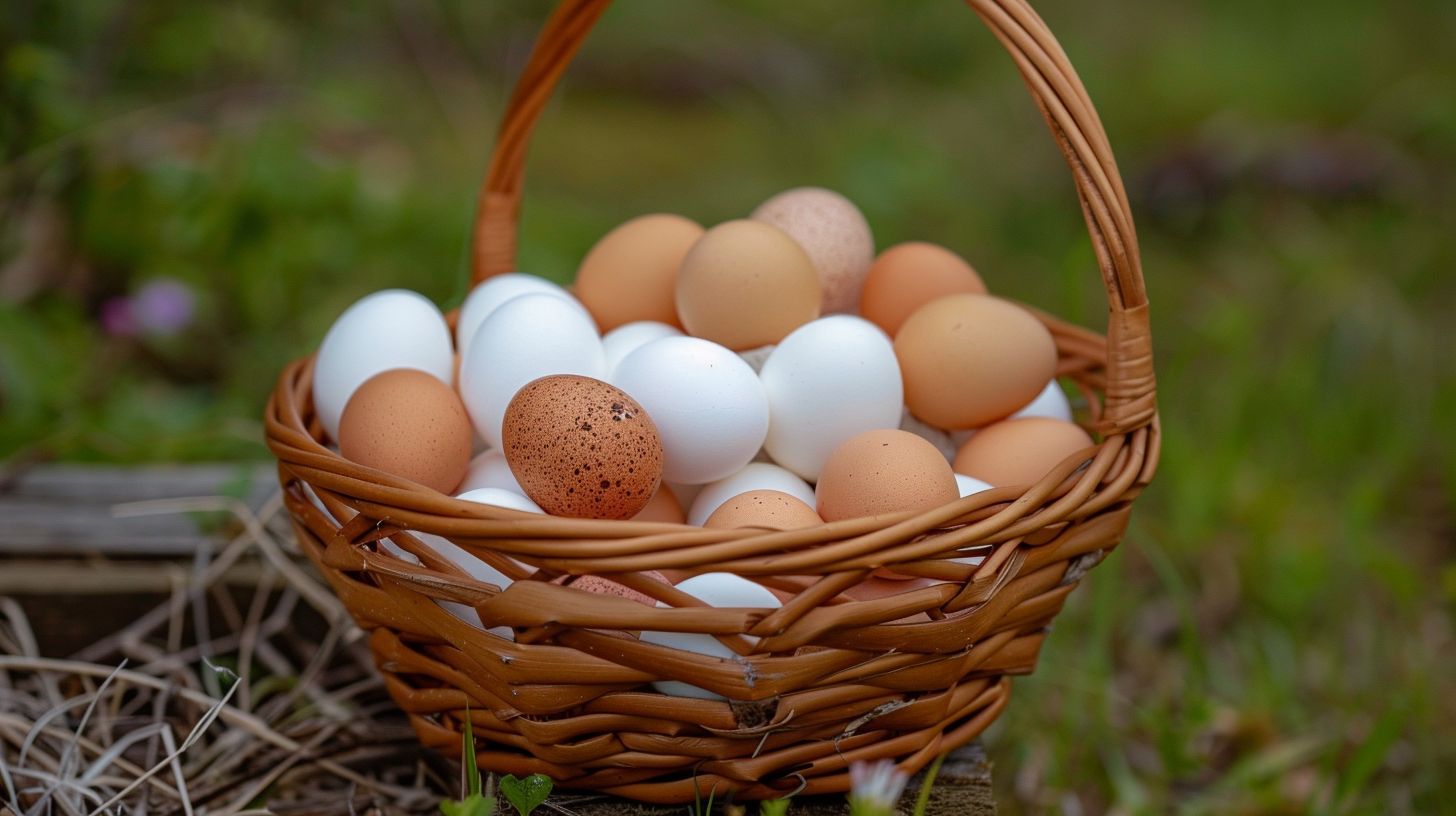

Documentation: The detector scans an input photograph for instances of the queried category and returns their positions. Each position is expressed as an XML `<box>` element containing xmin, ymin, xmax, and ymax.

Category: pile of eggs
<box><xmin>309</xmin><ymin>187</ymin><xmax>1095</xmax><ymax>698</ymax></box>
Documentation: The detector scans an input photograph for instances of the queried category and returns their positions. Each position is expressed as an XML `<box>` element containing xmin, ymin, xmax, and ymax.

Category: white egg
<box><xmin>457</xmin><ymin>450</ymin><xmax>524</xmax><ymax>494</ymax></box>
<box><xmin>312</xmin><ymin>289</ymin><xmax>452</xmax><ymax>440</ymax></box>
<box><xmin>1012</xmin><ymin>379</ymin><xmax>1073</xmax><ymax>422</ymax></box>
<box><xmin>686</xmin><ymin>463</ymin><xmax>816</xmax><ymax>527</ymax></box>
<box><xmin>955</xmin><ymin>474</ymin><xmax>994</xmax><ymax>498</ymax></box>
<box><xmin>640</xmin><ymin>572</ymin><xmax>781</xmax><ymax>699</ymax></box>
<box><xmin>613</xmin><ymin>337</ymin><xmax>769</xmax><ymax>484</ymax></box>
<box><xmin>602</xmin><ymin>321</ymin><xmax>683</xmax><ymax>375</ymax></box>
<box><xmin>412</xmin><ymin>487</ymin><xmax>543</xmax><ymax>639</ymax></box>
<box><xmin>458</xmin><ymin>293</ymin><xmax>606</xmax><ymax>448</ymax></box>
<box><xmin>759</xmin><ymin>316</ymin><xmax>904</xmax><ymax>480</ymax></box>
<box><xmin>455</xmin><ymin>273</ymin><xmax>591</xmax><ymax>355</ymax></box>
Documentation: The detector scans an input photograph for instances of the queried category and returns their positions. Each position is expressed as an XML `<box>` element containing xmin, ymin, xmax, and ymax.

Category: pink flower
<box><xmin>99</xmin><ymin>278</ymin><xmax>196</xmax><ymax>338</ymax></box>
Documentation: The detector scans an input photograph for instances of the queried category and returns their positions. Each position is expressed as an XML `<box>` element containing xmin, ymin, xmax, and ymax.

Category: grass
<box><xmin>2</xmin><ymin>0</ymin><xmax>1453</xmax><ymax>812</ymax></box>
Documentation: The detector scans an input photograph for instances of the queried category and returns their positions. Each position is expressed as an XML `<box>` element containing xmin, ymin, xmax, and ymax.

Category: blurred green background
<box><xmin>2</xmin><ymin>0</ymin><xmax>1453</xmax><ymax>812</ymax></box>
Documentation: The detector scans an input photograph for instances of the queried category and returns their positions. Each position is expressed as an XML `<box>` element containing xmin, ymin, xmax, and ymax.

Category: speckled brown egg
<box><xmin>338</xmin><ymin>368</ymin><xmax>473</xmax><ymax>493</ymax></box>
<box><xmin>564</xmin><ymin>571</ymin><xmax>668</xmax><ymax>606</ymax></box>
<box><xmin>751</xmin><ymin>187</ymin><xmax>875</xmax><ymax>314</ymax></box>
<box><xmin>704</xmin><ymin>489</ymin><xmax>823</xmax><ymax>531</ymax></box>
<box><xmin>953</xmin><ymin>417</ymin><xmax>1095</xmax><ymax>487</ymax></box>
<box><xmin>815</xmin><ymin>429</ymin><xmax>959</xmax><ymax>522</ymax></box>
<box><xmin>501</xmin><ymin>374</ymin><xmax>663</xmax><ymax>519</ymax></box>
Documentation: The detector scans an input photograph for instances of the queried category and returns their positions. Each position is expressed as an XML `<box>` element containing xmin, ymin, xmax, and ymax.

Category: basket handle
<box><xmin>470</xmin><ymin>0</ymin><xmax>1155</xmax><ymax>435</ymax></box>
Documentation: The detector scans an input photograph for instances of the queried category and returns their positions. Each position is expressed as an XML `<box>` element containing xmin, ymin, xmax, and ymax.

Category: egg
<box><xmin>686</xmin><ymin>462</ymin><xmax>816</xmax><ymax>527</ymax></box>
<box><xmin>455</xmin><ymin>273</ymin><xmax>590</xmax><ymax>355</ymax></box>
<box><xmin>312</xmin><ymin>290</ymin><xmax>453</xmax><ymax>440</ymax></box>
<box><xmin>815</xmin><ymin>429</ymin><xmax>960</xmax><ymax>522</ymax></box>
<box><xmin>458</xmin><ymin>293</ymin><xmax>606</xmax><ymax>447</ymax></box>
<box><xmin>602</xmin><ymin>321</ymin><xmax>684</xmax><ymax>376</ymax></box>
<box><xmin>501</xmin><ymin>375</ymin><xmax>663</xmax><ymax>520</ymax></box>
<box><xmin>666</xmin><ymin>481</ymin><xmax>705</xmax><ymax>509</ymax></box>
<box><xmin>632</xmin><ymin>486</ymin><xmax>686</xmax><ymax>524</ymax></box>
<box><xmin>1012</xmin><ymin>379</ymin><xmax>1074</xmax><ymax>422</ymax></box>
<box><xmin>457</xmin><ymin>449</ymin><xmax>524</xmax><ymax>494</ymax></box>
<box><xmin>750</xmin><ymin>187</ymin><xmax>875</xmax><ymax>314</ymax></box>
<box><xmin>639</xmin><ymin>572</ymin><xmax>782</xmax><ymax>699</ymax></box>
<box><xmin>612</xmin><ymin>336</ymin><xmax>770</xmax><ymax>484</ymax></box>
<box><xmin>953</xmin><ymin>417</ymin><xmax>1095</xmax><ymax>487</ymax></box>
<box><xmin>675</xmin><ymin>220</ymin><xmax>821</xmax><ymax>350</ymax></box>
<box><xmin>456</xmin><ymin>486</ymin><xmax>545</xmax><ymax>515</ymax></box>
<box><xmin>564</xmin><ymin>572</ymin><xmax>667</xmax><ymax>607</ymax></box>
<box><xmin>574</xmin><ymin>214</ymin><xmax>704</xmax><ymax>331</ymax></box>
<box><xmin>759</xmin><ymin>316</ymin><xmax>903</xmax><ymax>480</ymax></box>
<box><xmin>704</xmin><ymin>489</ymin><xmax>822</xmax><ymax>531</ymax></box>
<box><xmin>859</xmin><ymin>242</ymin><xmax>987</xmax><ymax>336</ymax></box>
<box><xmin>894</xmin><ymin>293</ymin><xmax>1057</xmax><ymax>430</ymax></box>
<box><xmin>338</xmin><ymin>369</ymin><xmax>473</xmax><ymax>493</ymax></box>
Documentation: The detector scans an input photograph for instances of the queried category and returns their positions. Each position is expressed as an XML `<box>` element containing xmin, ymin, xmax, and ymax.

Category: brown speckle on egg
<box><xmin>502</xmin><ymin>374</ymin><xmax>664</xmax><ymax>519</ymax></box>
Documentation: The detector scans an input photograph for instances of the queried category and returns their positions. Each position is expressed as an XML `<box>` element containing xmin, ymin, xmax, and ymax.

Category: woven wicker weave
<box><xmin>264</xmin><ymin>0</ymin><xmax>1159</xmax><ymax>804</ymax></box>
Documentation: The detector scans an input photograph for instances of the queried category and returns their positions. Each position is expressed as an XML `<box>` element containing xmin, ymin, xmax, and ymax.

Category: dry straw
<box><xmin>265</xmin><ymin>0</ymin><xmax>1160</xmax><ymax>804</ymax></box>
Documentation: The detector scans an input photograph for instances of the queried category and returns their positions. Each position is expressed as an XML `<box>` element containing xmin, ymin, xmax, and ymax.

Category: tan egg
<box><xmin>575</xmin><ymin>214</ymin><xmax>703</xmax><ymax>331</ymax></box>
<box><xmin>750</xmin><ymin>187</ymin><xmax>874</xmax><ymax>314</ymax></box>
<box><xmin>338</xmin><ymin>368</ymin><xmax>473</xmax><ymax>493</ymax></box>
<box><xmin>704</xmin><ymin>489</ymin><xmax>823</xmax><ymax>531</ymax></box>
<box><xmin>675</xmin><ymin>220</ymin><xmax>821</xmax><ymax>350</ymax></box>
<box><xmin>502</xmin><ymin>375</ymin><xmax>663</xmax><ymax>519</ymax></box>
<box><xmin>895</xmin><ymin>294</ymin><xmax>1057</xmax><ymax>430</ymax></box>
<box><xmin>953</xmin><ymin>417</ymin><xmax>1095</xmax><ymax>487</ymax></box>
<box><xmin>860</xmin><ymin>242</ymin><xmax>987</xmax><ymax>336</ymax></box>
<box><xmin>815</xmin><ymin>429</ymin><xmax>959</xmax><ymax>522</ymax></box>
<box><xmin>632</xmin><ymin>486</ymin><xmax>686</xmax><ymax>524</ymax></box>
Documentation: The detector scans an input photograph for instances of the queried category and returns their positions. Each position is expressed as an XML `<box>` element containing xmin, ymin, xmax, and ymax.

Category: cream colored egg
<box><xmin>751</xmin><ymin>187</ymin><xmax>874</xmax><ymax>314</ymax></box>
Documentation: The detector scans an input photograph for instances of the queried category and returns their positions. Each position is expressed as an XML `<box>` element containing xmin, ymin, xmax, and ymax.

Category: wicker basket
<box><xmin>265</xmin><ymin>0</ymin><xmax>1159</xmax><ymax>804</ymax></box>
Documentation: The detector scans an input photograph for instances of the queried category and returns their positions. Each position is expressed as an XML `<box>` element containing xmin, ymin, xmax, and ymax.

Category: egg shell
<box><xmin>816</xmin><ymin>429</ymin><xmax>960</xmax><ymax>522</ymax></box>
<box><xmin>338</xmin><ymin>368</ymin><xmax>473</xmax><ymax>493</ymax></box>
<box><xmin>704</xmin><ymin>489</ymin><xmax>822</xmax><ymax>531</ymax></box>
<box><xmin>1011</xmin><ymin>379</ymin><xmax>1074</xmax><ymax>422</ymax></box>
<box><xmin>602</xmin><ymin>321</ymin><xmax>684</xmax><ymax>376</ymax></box>
<box><xmin>632</xmin><ymin>486</ymin><xmax>686</xmax><ymax>524</ymax></box>
<box><xmin>674</xmin><ymin>220</ymin><xmax>821</xmax><ymax>351</ymax></box>
<box><xmin>666</xmin><ymin>481</ymin><xmax>705</xmax><ymax>509</ymax></box>
<box><xmin>457</xmin><ymin>449</ymin><xmax>524</xmax><ymax>494</ymax></box>
<box><xmin>955</xmin><ymin>474</ymin><xmax>995</xmax><ymax>498</ymax></box>
<box><xmin>575</xmin><ymin>214</ymin><xmax>703</xmax><ymax>331</ymax></box>
<box><xmin>455</xmin><ymin>273</ymin><xmax>589</xmax><ymax>355</ymax></box>
<box><xmin>502</xmin><ymin>375</ymin><xmax>663</xmax><ymax>520</ymax></box>
<box><xmin>759</xmin><ymin>316</ymin><xmax>903</xmax><ymax>480</ymax></box>
<box><xmin>612</xmin><ymin>336</ymin><xmax>770</xmax><ymax>484</ymax></box>
<box><xmin>312</xmin><ymin>289</ymin><xmax>453</xmax><ymax>440</ymax></box>
<box><xmin>953</xmin><ymin>417</ymin><xmax>1095</xmax><ymax>488</ymax></box>
<box><xmin>860</xmin><ymin>242</ymin><xmax>986</xmax><ymax>336</ymax></box>
<box><xmin>894</xmin><ymin>294</ymin><xmax>1057</xmax><ymax>429</ymax></box>
<box><xmin>686</xmin><ymin>462</ymin><xmax>816</xmax><ymax>527</ymax></box>
<box><xmin>639</xmin><ymin>572</ymin><xmax>782</xmax><ymax>699</ymax></box>
<box><xmin>562</xmin><ymin>571</ymin><xmax>667</xmax><ymax>607</ymax></box>
<box><xmin>458</xmin><ymin>293</ymin><xmax>606</xmax><ymax>448</ymax></box>
<box><xmin>750</xmin><ymin>187</ymin><xmax>874</xmax><ymax>314</ymax></box>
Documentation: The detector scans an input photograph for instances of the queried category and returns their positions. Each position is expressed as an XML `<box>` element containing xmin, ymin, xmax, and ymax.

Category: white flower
<box><xmin>848</xmin><ymin>758</ymin><xmax>909</xmax><ymax>815</ymax></box>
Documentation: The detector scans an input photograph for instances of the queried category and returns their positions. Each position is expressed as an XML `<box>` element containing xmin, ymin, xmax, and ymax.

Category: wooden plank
<box><xmin>0</xmin><ymin>463</ymin><xmax>275</xmax><ymax>555</ymax></box>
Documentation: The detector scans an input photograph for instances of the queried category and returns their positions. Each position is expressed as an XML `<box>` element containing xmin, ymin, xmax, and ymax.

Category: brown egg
<box><xmin>750</xmin><ymin>187</ymin><xmax>874</xmax><ymax>314</ymax></box>
<box><xmin>895</xmin><ymin>294</ymin><xmax>1057</xmax><ymax>430</ymax></box>
<box><xmin>338</xmin><ymin>368</ymin><xmax>473</xmax><ymax>493</ymax></box>
<box><xmin>632</xmin><ymin>486</ymin><xmax>686</xmax><ymax>524</ymax></box>
<box><xmin>704</xmin><ymin>489</ymin><xmax>823</xmax><ymax>531</ymax></box>
<box><xmin>953</xmin><ymin>417</ymin><xmax>1095</xmax><ymax>487</ymax></box>
<box><xmin>860</xmin><ymin>242</ymin><xmax>987</xmax><ymax>336</ymax></box>
<box><xmin>562</xmin><ymin>571</ymin><xmax>667</xmax><ymax>607</ymax></box>
<box><xmin>502</xmin><ymin>375</ymin><xmax>663</xmax><ymax>519</ymax></box>
<box><xmin>675</xmin><ymin>220</ymin><xmax>821</xmax><ymax>350</ymax></box>
<box><xmin>574</xmin><ymin>214</ymin><xmax>703</xmax><ymax>331</ymax></box>
<box><xmin>815</xmin><ymin>429</ymin><xmax>959</xmax><ymax>522</ymax></box>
